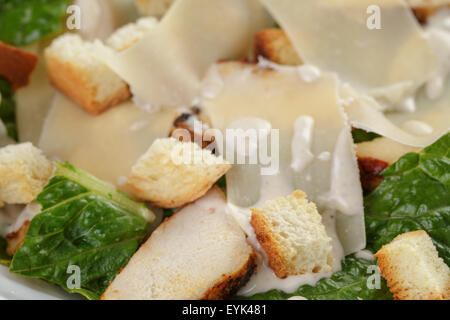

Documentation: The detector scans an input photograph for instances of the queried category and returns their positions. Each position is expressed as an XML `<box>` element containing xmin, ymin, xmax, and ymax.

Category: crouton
<box><xmin>250</xmin><ymin>190</ymin><xmax>333</xmax><ymax>279</ymax></box>
<box><xmin>135</xmin><ymin>0</ymin><xmax>175</xmax><ymax>18</ymax></box>
<box><xmin>128</xmin><ymin>138</ymin><xmax>231</xmax><ymax>208</ymax></box>
<box><xmin>45</xmin><ymin>34</ymin><xmax>130</xmax><ymax>115</ymax></box>
<box><xmin>0</xmin><ymin>143</ymin><xmax>53</xmax><ymax>204</ymax></box>
<box><xmin>408</xmin><ymin>0</ymin><xmax>450</xmax><ymax>23</ymax></box>
<box><xmin>106</xmin><ymin>17</ymin><xmax>158</xmax><ymax>51</ymax></box>
<box><xmin>0</xmin><ymin>41</ymin><xmax>38</xmax><ymax>90</ymax></box>
<box><xmin>101</xmin><ymin>187</ymin><xmax>256</xmax><ymax>300</ymax></box>
<box><xmin>356</xmin><ymin>137</ymin><xmax>422</xmax><ymax>165</ymax></box>
<box><xmin>254</xmin><ymin>29</ymin><xmax>302</xmax><ymax>65</ymax></box>
<box><xmin>375</xmin><ymin>230</ymin><xmax>450</xmax><ymax>300</ymax></box>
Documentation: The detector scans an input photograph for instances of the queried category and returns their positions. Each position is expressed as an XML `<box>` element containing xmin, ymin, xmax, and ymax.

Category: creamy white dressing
<box><xmin>317</xmin><ymin>151</ymin><xmax>331</xmax><ymax>161</ymax></box>
<box><xmin>297</xmin><ymin>65</ymin><xmax>321</xmax><ymax>83</ymax></box>
<box><xmin>369</xmin><ymin>81</ymin><xmax>416</xmax><ymax>112</ymax></box>
<box><xmin>425</xmin><ymin>9</ymin><xmax>450</xmax><ymax>100</ymax></box>
<box><xmin>200</xmin><ymin>64</ymin><xmax>225</xmax><ymax>100</ymax></box>
<box><xmin>0</xmin><ymin>203</ymin><xmax>42</xmax><ymax>238</ymax></box>
<box><xmin>291</xmin><ymin>116</ymin><xmax>315</xmax><ymax>173</ymax></box>
<box><xmin>0</xmin><ymin>205</ymin><xmax>23</xmax><ymax>237</ymax></box>
<box><xmin>75</xmin><ymin>0</ymin><xmax>138</xmax><ymax>41</ymax></box>
<box><xmin>354</xmin><ymin>249</ymin><xmax>375</xmax><ymax>261</ymax></box>
<box><xmin>401</xmin><ymin>120</ymin><xmax>434</xmax><ymax>136</ymax></box>
<box><xmin>128</xmin><ymin>120</ymin><xmax>150</xmax><ymax>132</ymax></box>
<box><xmin>4</xmin><ymin>202</ymin><xmax>42</xmax><ymax>236</ymax></box>
<box><xmin>318</xmin><ymin>129</ymin><xmax>363</xmax><ymax>217</ymax></box>
<box><xmin>223</xmin><ymin>118</ymin><xmax>273</xmax><ymax>207</ymax></box>
<box><xmin>288</xmin><ymin>296</ymin><xmax>308</xmax><ymax>300</ymax></box>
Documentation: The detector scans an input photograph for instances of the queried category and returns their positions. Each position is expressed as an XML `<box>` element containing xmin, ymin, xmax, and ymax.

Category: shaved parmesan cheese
<box><xmin>260</xmin><ymin>0</ymin><xmax>438</xmax><ymax>104</ymax></box>
<box><xmin>343</xmin><ymin>79</ymin><xmax>450</xmax><ymax>147</ymax></box>
<box><xmin>224</xmin><ymin>118</ymin><xmax>272</xmax><ymax>207</ymax></box>
<box><xmin>16</xmin><ymin>44</ymin><xmax>55</xmax><ymax>145</ymax></box>
<box><xmin>39</xmin><ymin>94</ymin><xmax>177</xmax><ymax>194</ymax></box>
<box><xmin>202</xmin><ymin>62</ymin><xmax>365</xmax><ymax>255</ymax></box>
<box><xmin>97</xmin><ymin>0</ymin><xmax>272</xmax><ymax>109</ymax></box>
<box><xmin>74</xmin><ymin>0</ymin><xmax>138</xmax><ymax>41</ymax></box>
<box><xmin>425</xmin><ymin>9</ymin><xmax>450</xmax><ymax>100</ymax></box>
<box><xmin>291</xmin><ymin>116</ymin><xmax>315</xmax><ymax>173</ymax></box>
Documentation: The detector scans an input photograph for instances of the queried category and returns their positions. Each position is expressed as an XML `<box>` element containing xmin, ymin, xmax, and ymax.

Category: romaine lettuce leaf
<box><xmin>0</xmin><ymin>78</ymin><xmax>17</xmax><ymax>141</ymax></box>
<box><xmin>242</xmin><ymin>255</ymin><xmax>392</xmax><ymax>300</ymax></box>
<box><xmin>365</xmin><ymin>133</ymin><xmax>450</xmax><ymax>265</ymax></box>
<box><xmin>0</xmin><ymin>0</ymin><xmax>70</xmax><ymax>46</ymax></box>
<box><xmin>10</xmin><ymin>162</ymin><xmax>154</xmax><ymax>300</ymax></box>
<box><xmin>0</xmin><ymin>237</ymin><xmax>10</xmax><ymax>266</ymax></box>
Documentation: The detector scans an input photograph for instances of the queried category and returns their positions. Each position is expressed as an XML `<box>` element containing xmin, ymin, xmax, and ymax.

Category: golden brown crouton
<box><xmin>253</xmin><ymin>29</ymin><xmax>302</xmax><ymax>65</ymax></box>
<box><xmin>409</xmin><ymin>0</ymin><xmax>450</xmax><ymax>23</ymax></box>
<box><xmin>251</xmin><ymin>190</ymin><xmax>333</xmax><ymax>279</ymax></box>
<box><xmin>128</xmin><ymin>138</ymin><xmax>230</xmax><ymax>208</ymax></box>
<box><xmin>0</xmin><ymin>41</ymin><xmax>38</xmax><ymax>90</ymax></box>
<box><xmin>0</xmin><ymin>143</ymin><xmax>53</xmax><ymax>205</ymax></box>
<box><xmin>45</xmin><ymin>34</ymin><xmax>130</xmax><ymax>115</ymax></box>
<box><xmin>375</xmin><ymin>230</ymin><xmax>450</xmax><ymax>300</ymax></box>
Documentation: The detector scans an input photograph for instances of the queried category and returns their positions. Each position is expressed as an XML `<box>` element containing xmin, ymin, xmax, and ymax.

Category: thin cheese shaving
<box><xmin>39</xmin><ymin>94</ymin><xmax>177</xmax><ymax>194</ymax></box>
<box><xmin>342</xmin><ymin>80</ymin><xmax>450</xmax><ymax>147</ymax></box>
<box><xmin>201</xmin><ymin>62</ymin><xmax>365</xmax><ymax>255</ymax></box>
<box><xmin>259</xmin><ymin>0</ymin><xmax>438</xmax><ymax>104</ymax></box>
<box><xmin>96</xmin><ymin>0</ymin><xmax>272</xmax><ymax>109</ymax></box>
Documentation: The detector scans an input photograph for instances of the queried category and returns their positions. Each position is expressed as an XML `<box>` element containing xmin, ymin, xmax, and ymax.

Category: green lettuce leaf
<box><xmin>242</xmin><ymin>256</ymin><xmax>392</xmax><ymax>300</ymax></box>
<box><xmin>0</xmin><ymin>237</ymin><xmax>10</xmax><ymax>266</ymax></box>
<box><xmin>0</xmin><ymin>0</ymin><xmax>70</xmax><ymax>46</ymax></box>
<box><xmin>10</xmin><ymin>162</ymin><xmax>154</xmax><ymax>300</ymax></box>
<box><xmin>365</xmin><ymin>133</ymin><xmax>450</xmax><ymax>265</ymax></box>
<box><xmin>0</xmin><ymin>78</ymin><xmax>17</xmax><ymax>141</ymax></box>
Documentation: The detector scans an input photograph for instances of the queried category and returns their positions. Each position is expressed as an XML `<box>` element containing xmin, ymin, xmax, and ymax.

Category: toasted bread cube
<box><xmin>251</xmin><ymin>190</ymin><xmax>333</xmax><ymax>278</ymax></box>
<box><xmin>106</xmin><ymin>17</ymin><xmax>158</xmax><ymax>51</ymax></box>
<box><xmin>0</xmin><ymin>143</ymin><xmax>53</xmax><ymax>204</ymax></box>
<box><xmin>101</xmin><ymin>187</ymin><xmax>256</xmax><ymax>300</ymax></box>
<box><xmin>45</xmin><ymin>34</ymin><xmax>130</xmax><ymax>115</ymax></box>
<box><xmin>0</xmin><ymin>41</ymin><xmax>38</xmax><ymax>90</ymax></box>
<box><xmin>254</xmin><ymin>29</ymin><xmax>302</xmax><ymax>65</ymax></box>
<box><xmin>375</xmin><ymin>230</ymin><xmax>450</xmax><ymax>300</ymax></box>
<box><xmin>135</xmin><ymin>0</ymin><xmax>175</xmax><ymax>18</ymax></box>
<box><xmin>407</xmin><ymin>0</ymin><xmax>450</xmax><ymax>23</ymax></box>
<box><xmin>128</xmin><ymin>138</ymin><xmax>231</xmax><ymax>208</ymax></box>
